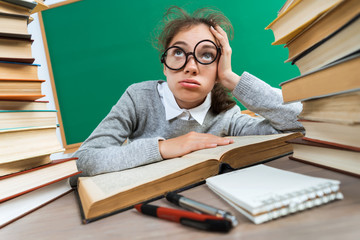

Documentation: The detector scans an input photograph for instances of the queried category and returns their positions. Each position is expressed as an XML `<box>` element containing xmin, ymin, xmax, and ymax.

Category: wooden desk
<box><xmin>1</xmin><ymin>156</ymin><xmax>359</xmax><ymax>240</ymax></box>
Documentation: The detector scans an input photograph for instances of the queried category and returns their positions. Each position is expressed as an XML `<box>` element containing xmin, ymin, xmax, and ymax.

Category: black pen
<box><xmin>135</xmin><ymin>203</ymin><xmax>232</xmax><ymax>232</ymax></box>
<box><xmin>166</xmin><ymin>192</ymin><xmax>238</xmax><ymax>226</ymax></box>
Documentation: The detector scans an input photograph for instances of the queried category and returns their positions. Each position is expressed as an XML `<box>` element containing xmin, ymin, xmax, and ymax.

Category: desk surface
<box><xmin>1</xmin><ymin>156</ymin><xmax>360</xmax><ymax>240</ymax></box>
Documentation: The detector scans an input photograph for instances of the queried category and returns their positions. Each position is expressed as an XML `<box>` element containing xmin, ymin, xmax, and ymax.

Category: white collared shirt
<box><xmin>157</xmin><ymin>82</ymin><xmax>211</xmax><ymax>125</ymax></box>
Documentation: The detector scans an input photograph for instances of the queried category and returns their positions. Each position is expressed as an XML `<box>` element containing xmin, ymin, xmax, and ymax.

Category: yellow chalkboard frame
<box><xmin>39</xmin><ymin>0</ymin><xmax>299</xmax><ymax>152</ymax></box>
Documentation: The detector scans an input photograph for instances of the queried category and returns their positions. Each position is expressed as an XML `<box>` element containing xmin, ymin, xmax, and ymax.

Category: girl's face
<box><xmin>163</xmin><ymin>24</ymin><xmax>218</xmax><ymax>109</ymax></box>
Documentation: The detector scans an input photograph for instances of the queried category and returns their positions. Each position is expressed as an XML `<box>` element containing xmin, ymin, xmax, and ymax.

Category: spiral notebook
<box><xmin>206</xmin><ymin>164</ymin><xmax>344</xmax><ymax>224</ymax></box>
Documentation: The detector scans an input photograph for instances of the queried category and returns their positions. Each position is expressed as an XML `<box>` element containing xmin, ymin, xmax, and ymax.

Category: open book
<box><xmin>206</xmin><ymin>165</ymin><xmax>343</xmax><ymax>224</ymax></box>
<box><xmin>76</xmin><ymin>132</ymin><xmax>302</xmax><ymax>222</ymax></box>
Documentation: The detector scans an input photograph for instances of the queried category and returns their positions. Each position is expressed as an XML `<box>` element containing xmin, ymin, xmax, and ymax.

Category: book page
<box><xmin>80</xmin><ymin>157</ymin><xmax>214</xmax><ymax>201</ymax></box>
<box><xmin>206</xmin><ymin>165</ymin><xmax>341</xmax><ymax>214</ymax></box>
<box><xmin>81</xmin><ymin>133</ymin><xmax>294</xmax><ymax>202</ymax></box>
<box><xmin>184</xmin><ymin>133</ymin><xmax>292</xmax><ymax>160</ymax></box>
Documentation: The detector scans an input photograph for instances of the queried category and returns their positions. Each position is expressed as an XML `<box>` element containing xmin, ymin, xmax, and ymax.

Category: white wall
<box><xmin>27</xmin><ymin>0</ymin><xmax>69</xmax><ymax>148</ymax></box>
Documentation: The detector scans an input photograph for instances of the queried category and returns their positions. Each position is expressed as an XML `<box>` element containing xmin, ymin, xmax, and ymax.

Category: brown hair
<box><xmin>154</xmin><ymin>6</ymin><xmax>236</xmax><ymax>114</ymax></box>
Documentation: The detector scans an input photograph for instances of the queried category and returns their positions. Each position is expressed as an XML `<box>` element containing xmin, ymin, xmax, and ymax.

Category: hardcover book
<box><xmin>0</xmin><ymin>61</ymin><xmax>39</xmax><ymax>80</ymax></box>
<box><xmin>0</xmin><ymin>36</ymin><xmax>34</xmax><ymax>63</ymax></box>
<box><xmin>0</xmin><ymin>125</ymin><xmax>64</xmax><ymax>164</ymax></box>
<box><xmin>0</xmin><ymin>100</ymin><xmax>48</xmax><ymax>110</ymax></box>
<box><xmin>0</xmin><ymin>154</ymin><xmax>51</xmax><ymax>176</ymax></box>
<box><xmin>298</xmin><ymin>91</ymin><xmax>360</xmax><ymax>125</ymax></box>
<box><xmin>287</xmin><ymin>137</ymin><xmax>360</xmax><ymax>177</ymax></box>
<box><xmin>285</xmin><ymin>0</ymin><xmax>360</xmax><ymax>61</ymax></box>
<box><xmin>0</xmin><ymin>179</ymin><xmax>73</xmax><ymax>229</ymax></box>
<box><xmin>288</xmin><ymin>15</ymin><xmax>360</xmax><ymax>74</ymax></box>
<box><xmin>265</xmin><ymin>0</ymin><xmax>342</xmax><ymax>45</ymax></box>
<box><xmin>0</xmin><ymin>12</ymin><xmax>30</xmax><ymax>39</ymax></box>
<box><xmin>0</xmin><ymin>157</ymin><xmax>80</xmax><ymax>202</ymax></box>
<box><xmin>279</xmin><ymin>52</ymin><xmax>360</xmax><ymax>103</ymax></box>
<box><xmin>0</xmin><ymin>109</ymin><xmax>57</xmax><ymax>129</ymax></box>
<box><xmin>75</xmin><ymin>132</ymin><xmax>302</xmax><ymax>222</ymax></box>
<box><xmin>0</xmin><ymin>78</ymin><xmax>45</xmax><ymax>100</ymax></box>
<box><xmin>298</xmin><ymin>120</ymin><xmax>360</xmax><ymax>150</ymax></box>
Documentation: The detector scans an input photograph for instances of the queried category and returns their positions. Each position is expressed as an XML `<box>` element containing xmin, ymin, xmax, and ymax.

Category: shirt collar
<box><xmin>157</xmin><ymin>82</ymin><xmax>211</xmax><ymax>125</ymax></box>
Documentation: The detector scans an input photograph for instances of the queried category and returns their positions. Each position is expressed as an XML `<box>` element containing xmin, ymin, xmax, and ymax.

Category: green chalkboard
<box><xmin>42</xmin><ymin>0</ymin><xmax>299</xmax><ymax>146</ymax></box>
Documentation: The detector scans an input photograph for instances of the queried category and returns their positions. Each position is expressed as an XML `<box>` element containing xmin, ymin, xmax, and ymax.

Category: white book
<box><xmin>206</xmin><ymin>165</ymin><xmax>343</xmax><ymax>224</ymax></box>
<box><xmin>0</xmin><ymin>179</ymin><xmax>72</xmax><ymax>228</ymax></box>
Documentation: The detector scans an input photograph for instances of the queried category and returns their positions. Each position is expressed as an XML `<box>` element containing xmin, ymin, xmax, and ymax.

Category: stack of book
<box><xmin>0</xmin><ymin>0</ymin><xmax>80</xmax><ymax>228</ymax></box>
<box><xmin>266</xmin><ymin>0</ymin><xmax>360</xmax><ymax>177</ymax></box>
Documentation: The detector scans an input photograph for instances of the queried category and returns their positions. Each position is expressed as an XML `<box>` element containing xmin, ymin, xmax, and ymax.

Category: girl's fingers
<box><xmin>214</xmin><ymin>25</ymin><xmax>228</xmax><ymax>40</ymax></box>
<box><xmin>210</xmin><ymin>26</ymin><xmax>225</xmax><ymax>43</ymax></box>
<box><xmin>210</xmin><ymin>25</ymin><xmax>231</xmax><ymax>56</ymax></box>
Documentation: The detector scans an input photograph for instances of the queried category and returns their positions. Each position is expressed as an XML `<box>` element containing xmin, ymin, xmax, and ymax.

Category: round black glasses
<box><xmin>161</xmin><ymin>39</ymin><xmax>221</xmax><ymax>71</ymax></box>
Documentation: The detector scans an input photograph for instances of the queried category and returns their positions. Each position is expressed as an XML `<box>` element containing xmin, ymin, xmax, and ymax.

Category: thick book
<box><xmin>0</xmin><ymin>109</ymin><xmax>57</xmax><ymax>129</ymax></box>
<box><xmin>287</xmin><ymin>15</ymin><xmax>360</xmax><ymax>74</ymax></box>
<box><xmin>287</xmin><ymin>137</ymin><xmax>360</xmax><ymax>177</ymax></box>
<box><xmin>298</xmin><ymin>91</ymin><xmax>360</xmax><ymax>125</ymax></box>
<box><xmin>2</xmin><ymin>0</ymin><xmax>37</xmax><ymax>10</ymax></box>
<box><xmin>0</xmin><ymin>78</ymin><xmax>45</xmax><ymax>100</ymax></box>
<box><xmin>0</xmin><ymin>157</ymin><xmax>80</xmax><ymax>202</ymax></box>
<box><xmin>285</xmin><ymin>0</ymin><xmax>360</xmax><ymax>61</ymax></box>
<box><xmin>0</xmin><ymin>154</ymin><xmax>51</xmax><ymax>176</ymax></box>
<box><xmin>0</xmin><ymin>36</ymin><xmax>35</xmax><ymax>63</ymax></box>
<box><xmin>265</xmin><ymin>0</ymin><xmax>342</xmax><ymax>45</ymax></box>
<box><xmin>298</xmin><ymin>91</ymin><xmax>360</xmax><ymax>124</ymax></box>
<box><xmin>0</xmin><ymin>125</ymin><xmax>64</xmax><ymax>164</ymax></box>
<box><xmin>299</xmin><ymin>120</ymin><xmax>360</xmax><ymax>151</ymax></box>
<box><xmin>76</xmin><ymin>132</ymin><xmax>302</xmax><ymax>222</ymax></box>
<box><xmin>0</xmin><ymin>12</ymin><xmax>31</xmax><ymax>39</ymax></box>
<box><xmin>279</xmin><ymin>53</ymin><xmax>360</xmax><ymax>103</ymax></box>
<box><xmin>0</xmin><ymin>61</ymin><xmax>39</xmax><ymax>80</ymax></box>
<box><xmin>0</xmin><ymin>179</ymin><xmax>72</xmax><ymax>229</ymax></box>
<box><xmin>0</xmin><ymin>1</ymin><xmax>32</xmax><ymax>16</ymax></box>
<box><xmin>206</xmin><ymin>164</ymin><xmax>344</xmax><ymax>224</ymax></box>
<box><xmin>0</xmin><ymin>99</ymin><xmax>48</xmax><ymax>110</ymax></box>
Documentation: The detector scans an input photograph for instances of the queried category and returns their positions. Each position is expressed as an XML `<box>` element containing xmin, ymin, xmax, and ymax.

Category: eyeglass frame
<box><xmin>160</xmin><ymin>39</ymin><xmax>221</xmax><ymax>71</ymax></box>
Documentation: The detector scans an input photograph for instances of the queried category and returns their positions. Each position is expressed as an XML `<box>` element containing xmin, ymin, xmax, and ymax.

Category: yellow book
<box><xmin>266</xmin><ymin>0</ymin><xmax>343</xmax><ymax>45</ymax></box>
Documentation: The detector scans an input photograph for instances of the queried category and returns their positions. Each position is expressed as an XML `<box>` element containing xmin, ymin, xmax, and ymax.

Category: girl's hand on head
<box><xmin>158</xmin><ymin>131</ymin><xmax>234</xmax><ymax>159</ymax></box>
<box><xmin>210</xmin><ymin>25</ymin><xmax>241</xmax><ymax>91</ymax></box>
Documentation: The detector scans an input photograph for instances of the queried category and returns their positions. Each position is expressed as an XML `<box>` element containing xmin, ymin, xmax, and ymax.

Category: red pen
<box><xmin>134</xmin><ymin>203</ymin><xmax>232</xmax><ymax>232</ymax></box>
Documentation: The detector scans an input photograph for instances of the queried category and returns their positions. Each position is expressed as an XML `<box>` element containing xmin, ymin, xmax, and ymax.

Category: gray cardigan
<box><xmin>70</xmin><ymin>72</ymin><xmax>303</xmax><ymax>185</ymax></box>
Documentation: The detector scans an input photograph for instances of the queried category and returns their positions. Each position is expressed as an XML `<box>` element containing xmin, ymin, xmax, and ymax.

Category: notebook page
<box><xmin>206</xmin><ymin>165</ymin><xmax>341</xmax><ymax>215</ymax></box>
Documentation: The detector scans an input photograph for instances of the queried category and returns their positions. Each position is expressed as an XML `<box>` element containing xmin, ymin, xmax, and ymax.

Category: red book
<box><xmin>287</xmin><ymin>137</ymin><xmax>360</xmax><ymax>177</ymax></box>
<box><xmin>0</xmin><ymin>157</ymin><xmax>81</xmax><ymax>203</ymax></box>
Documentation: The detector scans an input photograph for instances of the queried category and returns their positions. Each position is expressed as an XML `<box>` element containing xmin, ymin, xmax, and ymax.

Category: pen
<box><xmin>166</xmin><ymin>192</ymin><xmax>238</xmax><ymax>226</ymax></box>
<box><xmin>134</xmin><ymin>203</ymin><xmax>232</xmax><ymax>232</ymax></box>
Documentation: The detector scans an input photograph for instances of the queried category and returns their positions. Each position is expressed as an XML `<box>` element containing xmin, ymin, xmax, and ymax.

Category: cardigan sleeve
<box><xmin>228</xmin><ymin>72</ymin><xmax>304</xmax><ymax>135</ymax></box>
<box><xmin>70</xmin><ymin>85</ymin><xmax>163</xmax><ymax>186</ymax></box>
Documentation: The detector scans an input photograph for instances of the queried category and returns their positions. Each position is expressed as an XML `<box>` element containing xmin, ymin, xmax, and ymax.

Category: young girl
<box><xmin>70</xmin><ymin>6</ymin><xmax>303</xmax><ymax>184</ymax></box>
